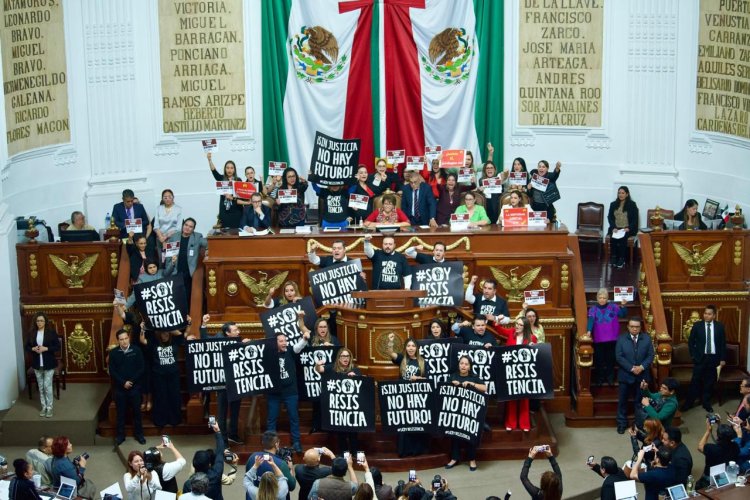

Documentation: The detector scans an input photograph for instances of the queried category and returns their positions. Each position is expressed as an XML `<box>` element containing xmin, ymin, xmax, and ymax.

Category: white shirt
<box><xmin>36</xmin><ymin>330</ymin><xmax>44</xmax><ymax>368</ymax></box>
<box><xmin>705</xmin><ymin>322</ymin><xmax>715</xmax><ymax>354</ymax></box>
<box><xmin>123</xmin><ymin>472</ymin><xmax>161</xmax><ymax>500</ymax></box>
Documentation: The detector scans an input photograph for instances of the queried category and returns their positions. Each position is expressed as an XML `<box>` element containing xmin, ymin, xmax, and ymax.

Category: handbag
<box><xmin>542</xmin><ymin>182</ymin><xmax>561</xmax><ymax>205</ymax></box>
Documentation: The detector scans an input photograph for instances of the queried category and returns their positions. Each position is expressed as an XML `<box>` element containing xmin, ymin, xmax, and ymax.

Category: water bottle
<box><xmin>726</xmin><ymin>461</ymin><xmax>739</xmax><ymax>484</ymax></box>
<box><xmin>686</xmin><ymin>474</ymin><xmax>694</xmax><ymax>496</ymax></box>
<box><xmin>104</xmin><ymin>212</ymin><xmax>111</xmax><ymax>228</ymax></box>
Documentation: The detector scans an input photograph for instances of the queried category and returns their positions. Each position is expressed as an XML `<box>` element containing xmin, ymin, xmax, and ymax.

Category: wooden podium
<box><xmin>351</xmin><ymin>289</ymin><xmax>426</xmax><ymax>310</ymax></box>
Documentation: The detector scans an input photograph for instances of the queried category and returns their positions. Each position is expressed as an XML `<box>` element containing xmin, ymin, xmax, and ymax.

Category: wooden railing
<box><xmin>568</xmin><ymin>235</ymin><xmax>594</xmax><ymax>417</ymax></box>
<box><xmin>637</xmin><ymin>233</ymin><xmax>672</xmax><ymax>382</ymax></box>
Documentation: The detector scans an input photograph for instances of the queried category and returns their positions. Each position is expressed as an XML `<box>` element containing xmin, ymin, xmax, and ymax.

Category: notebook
<box><xmin>666</xmin><ymin>484</ymin><xmax>688</xmax><ymax>500</ymax></box>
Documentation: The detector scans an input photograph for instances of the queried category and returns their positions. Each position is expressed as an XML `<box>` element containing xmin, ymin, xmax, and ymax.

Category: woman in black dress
<box><xmin>445</xmin><ymin>355</ymin><xmax>487</xmax><ymax>471</ymax></box>
<box><xmin>426</xmin><ymin>318</ymin><xmax>450</xmax><ymax>339</ymax></box>
<box><xmin>527</xmin><ymin>160</ymin><xmax>562</xmax><ymax>223</ymax></box>
<box><xmin>386</xmin><ymin>334</ymin><xmax>430</xmax><ymax>457</ymax></box>
<box><xmin>277</xmin><ymin>167</ymin><xmax>309</xmax><ymax>228</ymax></box>
<box><xmin>140</xmin><ymin>322</ymin><xmax>186</xmax><ymax>429</ymax></box>
<box><xmin>348</xmin><ymin>165</ymin><xmax>381</xmax><ymax>224</ymax></box>
<box><xmin>607</xmin><ymin>186</ymin><xmax>639</xmax><ymax>269</ymax></box>
<box><xmin>315</xmin><ymin>347</ymin><xmax>361</xmax><ymax>453</ymax></box>
<box><xmin>207</xmin><ymin>152</ymin><xmax>243</xmax><ymax>228</ymax></box>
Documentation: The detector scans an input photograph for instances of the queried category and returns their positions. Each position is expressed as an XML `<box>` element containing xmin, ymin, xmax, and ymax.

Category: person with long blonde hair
<box><xmin>243</xmin><ymin>454</ymin><xmax>288</xmax><ymax>500</ymax></box>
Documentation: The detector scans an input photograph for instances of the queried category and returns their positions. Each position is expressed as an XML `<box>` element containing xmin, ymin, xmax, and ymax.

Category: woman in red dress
<box><xmin>500</xmin><ymin>317</ymin><xmax>538</xmax><ymax>432</ymax></box>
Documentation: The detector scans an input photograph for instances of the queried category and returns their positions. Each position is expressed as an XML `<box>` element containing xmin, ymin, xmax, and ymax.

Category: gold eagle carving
<box><xmin>237</xmin><ymin>270</ymin><xmax>289</xmax><ymax>306</ymax></box>
<box><xmin>48</xmin><ymin>254</ymin><xmax>99</xmax><ymax>288</ymax></box>
<box><xmin>304</xmin><ymin>26</ymin><xmax>338</xmax><ymax>65</ymax></box>
<box><xmin>672</xmin><ymin>242</ymin><xmax>722</xmax><ymax>277</ymax></box>
<box><xmin>429</xmin><ymin>28</ymin><xmax>462</xmax><ymax>66</ymax></box>
<box><xmin>489</xmin><ymin>266</ymin><xmax>542</xmax><ymax>302</ymax></box>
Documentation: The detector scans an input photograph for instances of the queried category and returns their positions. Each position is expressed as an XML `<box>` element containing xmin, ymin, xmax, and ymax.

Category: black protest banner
<box><xmin>435</xmin><ymin>383</ymin><xmax>487</xmax><ymax>446</ymax></box>
<box><xmin>309</xmin><ymin>131</ymin><xmax>360</xmax><ymax>186</ymax></box>
<box><xmin>378</xmin><ymin>380</ymin><xmax>435</xmax><ymax>434</ymax></box>
<box><xmin>295</xmin><ymin>346</ymin><xmax>340</xmax><ymax>401</ymax></box>
<box><xmin>133</xmin><ymin>275</ymin><xmax>188</xmax><ymax>331</ymax></box>
<box><xmin>417</xmin><ymin>338</ymin><xmax>461</xmax><ymax>387</ymax></box>
<box><xmin>309</xmin><ymin>259</ymin><xmax>367</xmax><ymax>306</ymax></box>
<box><xmin>320</xmin><ymin>374</ymin><xmax>376</xmax><ymax>432</ymax></box>
<box><xmin>449</xmin><ymin>344</ymin><xmax>499</xmax><ymax>397</ymax></box>
<box><xmin>260</xmin><ymin>296</ymin><xmax>317</xmax><ymax>345</ymax></box>
<box><xmin>185</xmin><ymin>338</ymin><xmax>240</xmax><ymax>392</ymax></box>
<box><xmin>222</xmin><ymin>339</ymin><xmax>278</xmax><ymax>401</ymax></box>
<box><xmin>410</xmin><ymin>261</ymin><xmax>464</xmax><ymax>307</ymax></box>
<box><xmin>495</xmin><ymin>343</ymin><xmax>554</xmax><ymax>401</ymax></box>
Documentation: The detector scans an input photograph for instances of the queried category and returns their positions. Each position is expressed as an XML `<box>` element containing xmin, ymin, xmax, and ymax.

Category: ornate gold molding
<box><xmin>560</xmin><ymin>264</ymin><xmax>569</xmax><ymax>290</ymax></box>
<box><xmin>734</xmin><ymin>240</ymin><xmax>742</xmax><ymax>266</ymax></box>
<box><xmin>672</xmin><ymin>242</ymin><xmax>722</xmax><ymax>276</ymax></box>
<box><xmin>308</xmin><ymin>237</ymin><xmax>366</xmax><ymax>253</ymax></box>
<box><xmin>109</xmin><ymin>252</ymin><xmax>118</xmax><ymax>277</ymax></box>
<box><xmin>208</xmin><ymin>269</ymin><xmax>217</xmax><ymax>296</ymax></box>
<box><xmin>48</xmin><ymin>254</ymin><xmax>99</xmax><ymax>288</ymax></box>
<box><xmin>661</xmin><ymin>291</ymin><xmax>749</xmax><ymax>301</ymax></box>
<box><xmin>489</xmin><ymin>266</ymin><xmax>542</xmax><ymax>302</ymax></box>
<box><xmin>653</xmin><ymin>242</ymin><xmax>661</xmax><ymax>267</ymax></box>
<box><xmin>29</xmin><ymin>253</ymin><xmax>38</xmax><ymax>279</ymax></box>
<box><xmin>68</xmin><ymin>322</ymin><xmax>93</xmax><ymax>367</ymax></box>
<box><xmin>237</xmin><ymin>270</ymin><xmax>288</xmax><ymax>305</ymax></box>
<box><xmin>538</xmin><ymin>317</ymin><xmax>575</xmax><ymax>329</ymax></box>
<box><xmin>22</xmin><ymin>303</ymin><xmax>113</xmax><ymax>313</ymax></box>
<box><xmin>305</xmin><ymin>236</ymin><xmax>471</xmax><ymax>254</ymax></box>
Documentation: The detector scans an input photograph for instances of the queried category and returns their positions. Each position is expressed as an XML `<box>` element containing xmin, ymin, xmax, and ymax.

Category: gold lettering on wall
<box><xmin>160</xmin><ymin>0</ymin><xmax>247</xmax><ymax>133</ymax></box>
<box><xmin>696</xmin><ymin>0</ymin><xmax>750</xmax><ymax>140</ymax></box>
<box><xmin>518</xmin><ymin>0</ymin><xmax>604</xmax><ymax>127</ymax></box>
<box><xmin>1</xmin><ymin>0</ymin><xmax>70</xmax><ymax>156</ymax></box>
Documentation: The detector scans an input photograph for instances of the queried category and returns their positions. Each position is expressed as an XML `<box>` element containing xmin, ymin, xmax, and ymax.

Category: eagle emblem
<box><xmin>237</xmin><ymin>270</ymin><xmax>289</xmax><ymax>306</ymax></box>
<box><xmin>421</xmin><ymin>27</ymin><xmax>473</xmax><ymax>85</ymax></box>
<box><xmin>290</xmin><ymin>25</ymin><xmax>347</xmax><ymax>83</ymax></box>
<box><xmin>489</xmin><ymin>266</ymin><xmax>542</xmax><ymax>302</ymax></box>
<box><xmin>672</xmin><ymin>242</ymin><xmax>723</xmax><ymax>277</ymax></box>
<box><xmin>48</xmin><ymin>254</ymin><xmax>99</xmax><ymax>288</ymax></box>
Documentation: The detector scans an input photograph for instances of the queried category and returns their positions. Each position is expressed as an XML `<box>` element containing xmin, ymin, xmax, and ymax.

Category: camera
<box><xmin>432</xmin><ymin>475</ymin><xmax>442</xmax><ymax>490</ymax></box>
<box><xmin>223</xmin><ymin>450</ymin><xmax>235</xmax><ymax>464</ymax></box>
<box><xmin>161</xmin><ymin>435</ymin><xmax>170</xmax><ymax>447</ymax></box>
<box><xmin>408</xmin><ymin>469</ymin><xmax>416</xmax><ymax>482</ymax></box>
<box><xmin>356</xmin><ymin>451</ymin><xmax>365</xmax><ymax>465</ymax></box>
<box><xmin>278</xmin><ymin>447</ymin><xmax>294</xmax><ymax>462</ymax></box>
<box><xmin>538</xmin><ymin>445</ymin><xmax>550</xmax><ymax>452</ymax></box>
<box><xmin>316</xmin><ymin>448</ymin><xmax>324</xmax><ymax>455</ymax></box>
<box><xmin>707</xmin><ymin>413</ymin><xmax>721</xmax><ymax>425</ymax></box>
<box><xmin>642</xmin><ymin>444</ymin><xmax>654</xmax><ymax>453</ymax></box>
<box><xmin>263</xmin><ymin>453</ymin><xmax>271</xmax><ymax>462</ymax></box>
<box><xmin>143</xmin><ymin>448</ymin><xmax>160</xmax><ymax>471</ymax></box>
<box><xmin>586</xmin><ymin>455</ymin><xmax>594</xmax><ymax>465</ymax></box>
<box><xmin>73</xmin><ymin>452</ymin><xmax>90</xmax><ymax>464</ymax></box>
<box><xmin>208</xmin><ymin>415</ymin><xmax>216</xmax><ymax>428</ymax></box>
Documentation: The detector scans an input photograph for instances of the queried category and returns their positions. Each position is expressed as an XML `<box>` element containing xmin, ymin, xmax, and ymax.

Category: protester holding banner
<box><xmin>521</xmin><ymin>445</ymin><xmax>563</xmax><ymax>500</ymax></box>
<box><xmin>363</xmin><ymin>193</ymin><xmax>411</xmax><ymax>228</ymax></box>
<box><xmin>364</xmin><ymin>234</ymin><xmax>410</xmax><ymax>290</ymax></box>
<box><xmin>296</xmin><ymin>312</ymin><xmax>339</xmax><ymax>349</ymax></box>
<box><xmin>527</xmin><ymin>160</ymin><xmax>562</xmax><ymax>223</ymax></box>
<box><xmin>368</xmin><ymin>157</ymin><xmax>403</xmax><ymax>194</ymax></box>
<box><xmin>587</xmin><ymin>289</ymin><xmax>628</xmax><ymax>386</ymax></box>
<box><xmin>607</xmin><ymin>186</ymin><xmax>640</xmax><ymax>269</ymax></box>
<box><xmin>266</xmin><ymin>333</ymin><xmax>302</xmax><ymax>453</ymax></box>
<box><xmin>313</xmin><ymin>183</ymin><xmax>352</xmax><ymax>229</ymax></box>
<box><xmin>308</xmin><ymin>240</ymin><xmax>351</xmax><ymax>268</ymax></box>
<box><xmin>276</xmin><ymin>167</ymin><xmax>309</xmax><ymax>228</ymax></box>
<box><xmin>502</xmin><ymin>157</ymin><xmax>529</xmax><ymax>193</ymax></box>
<box><xmin>263</xmin><ymin>280</ymin><xmax>303</xmax><ymax>309</ymax></box>
<box><xmin>315</xmin><ymin>347</ymin><xmax>361</xmax><ymax>454</ymax></box>
<box><xmin>502</xmin><ymin>318</ymin><xmax>538</xmax><ymax>432</ymax></box>
<box><xmin>109</xmin><ymin>329</ymin><xmax>146</xmax><ymax>445</ymax></box>
<box><xmin>348</xmin><ymin>165</ymin><xmax>380</xmax><ymax>223</ymax></box>
<box><xmin>127</xmin><ymin>234</ymin><xmax>158</xmax><ymax>283</ymax></box>
<box><xmin>426</xmin><ymin>158</ymin><xmax>446</xmax><ymax>198</ymax></box>
<box><xmin>445</xmin><ymin>355</ymin><xmax>487</xmax><ymax>471</ymax></box>
<box><xmin>453</xmin><ymin>191</ymin><xmax>491</xmax><ymax>227</ymax></box>
<box><xmin>498</xmin><ymin>189</ymin><xmax>538</xmax><ymax>226</ymax></box>
<box><xmin>452</xmin><ymin>315</ymin><xmax>499</xmax><ymax>348</ymax></box>
<box><xmin>436</xmin><ymin>173</ymin><xmax>476</xmax><ymax>225</ymax></box>
<box><xmin>385</xmin><ymin>334</ymin><xmax>430</xmax><ymax>457</ymax></box>
<box><xmin>464</xmin><ymin>276</ymin><xmax>511</xmax><ymax>325</ymax></box>
<box><xmin>427</xmin><ymin>318</ymin><xmax>451</xmax><ymax>339</ymax></box>
<box><xmin>477</xmin><ymin>161</ymin><xmax>503</xmax><ymax>224</ymax></box>
<box><xmin>405</xmin><ymin>242</ymin><xmax>446</xmax><ymax>264</ymax></box>
<box><xmin>265</xmin><ymin>174</ymin><xmax>283</xmax><ymax>201</ymax></box>
<box><xmin>516</xmin><ymin>303</ymin><xmax>546</xmax><ymax>343</ymax></box>
<box><xmin>153</xmin><ymin>189</ymin><xmax>182</xmax><ymax>251</ymax></box>
<box><xmin>239</xmin><ymin>193</ymin><xmax>271</xmax><ymax>233</ymax></box>
<box><xmin>402</xmin><ymin>172</ymin><xmax>438</xmax><ymax>227</ymax></box>
<box><xmin>164</xmin><ymin>218</ymin><xmax>208</xmax><ymax>306</ymax></box>
<box><xmin>243</xmin><ymin>166</ymin><xmax>266</xmax><ymax>196</ymax></box>
<box><xmin>125</xmin><ymin>258</ymin><xmax>175</xmax><ymax>308</ymax></box>
<box><xmin>207</xmin><ymin>153</ymin><xmax>243</xmax><ymax>228</ymax></box>
<box><xmin>139</xmin><ymin>323</ymin><xmax>185</xmax><ymax>429</ymax></box>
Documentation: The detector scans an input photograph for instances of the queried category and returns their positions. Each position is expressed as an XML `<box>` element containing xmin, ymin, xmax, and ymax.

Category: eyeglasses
<box><xmin>339</xmin><ymin>354</ymin><xmax>351</xmax><ymax>358</ymax></box>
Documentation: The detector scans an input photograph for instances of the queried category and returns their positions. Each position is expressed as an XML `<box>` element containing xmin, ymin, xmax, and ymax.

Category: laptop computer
<box><xmin>55</xmin><ymin>477</ymin><xmax>77</xmax><ymax>500</ymax></box>
<box><xmin>709</xmin><ymin>463</ymin><xmax>730</xmax><ymax>488</ymax></box>
<box><xmin>614</xmin><ymin>479</ymin><xmax>638</xmax><ymax>500</ymax></box>
<box><xmin>666</xmin><ymin>484</ymin><xmax>688</xmax><ymax>500</ymax></box>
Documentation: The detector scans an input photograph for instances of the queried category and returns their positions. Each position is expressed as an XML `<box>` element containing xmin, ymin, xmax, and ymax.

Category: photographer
<box><xmin>143</xmin><ymin>440</ymin><xmax>186</xmax><ymax>494</ymax></box>
<box><xmin>428</xmin><ymin>475</ymin><xmax>456</xmax><ymax>500</ymax></box>
<box><xmin>183</xmin><ymin>421</ymin><xmax>232</xmax><ymax>500</ymax></box>
<box><xmin>49</xmin><ymin>436</ymin><xmax>97</xmax><ymax>500</ymax></box>
<box><xmin>123</xmin><ymin>451</ymin><xmax>161</xmax><ymax>500</ymax></box>
<box><xmin>730</xmin><ymin>412</ymin><xmax>750</xmax><ymax>472</ymax></box>
<box><xmin>371</xmin><ymin>467</ymin><xmax>396</xmax><ymax>500</ymax></box>
<box><xmin>520</xmin><ymin>445</ymin><xmax>562</xmax><ymax>500</ymax></box>
<box><xmin>660</xmin><ymin>427</ymin><xmax>693</xmax><ymax>485</ymax></box>
<box><xmin>638</xmin><ymin>378</ymin><xmax>679</xmax><ymax>428</ymax></box>
<box><xmin>294</xmin><ymin>447</ymin><xmax>335</xmax><ymax>500</ymax></box>
<box><xmin>243</xmin><ymin>455</ymin><xmax>288</xmax><ymax>500</ymax></box>
<box><xmin>696</xmin><ymin>420</ymin><xmax>739</xmax><ymax>489</ymax></box>
<box><xmin>588</xmin><ymin>456</ymin><xmax>627</xmax><ymax>500</ymax></box>
<box><xmin>628</xmin><ymin>419</ymin><xmax>663</xmax><ymax>468</ymax></box>
<box><xmin>245</xmin><ymin>431</ymin><xmax>296</xmax><ymax>497</ymax></box>
<box><xmin>309</xmin><ymin>454</ymin><xmax>368</xmax><ymax>499</ymax></box>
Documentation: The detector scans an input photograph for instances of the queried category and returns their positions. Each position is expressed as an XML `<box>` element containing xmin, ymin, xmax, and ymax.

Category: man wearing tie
<box><xmin>682</xmin><ymin>305</ymin><xmax>726</xmax><ymax>413</ymax></box>
<box><xmin>615</xmin><ymin>317</ymin><xmax>655</xmax><ymax>434</ymax></box>
<box><xmin>112</xmin><ymin>189</ymin><xmax>150</xmax><ymax>238</ymax></box>
<box><xmin>401</xmin><ymin>171</ymin><xmax>437</xmax><ymax>227</ymax></box>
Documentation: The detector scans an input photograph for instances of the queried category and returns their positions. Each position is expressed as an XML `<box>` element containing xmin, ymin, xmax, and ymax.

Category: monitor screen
<box><xmin>60</xmin><ymin>230</ymin><xmax>100</xmax><ymax>242</ymax></box>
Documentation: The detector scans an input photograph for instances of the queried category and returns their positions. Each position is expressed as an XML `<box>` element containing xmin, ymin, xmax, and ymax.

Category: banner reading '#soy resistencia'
<box><xmin>296</xmin><ymin>346</ymin><xmax>340</xmax><ymax>401</ymax></box>
<box><xmin>410</xmin><ymin>261</ymin><xmax>464</xmax><ymax>307</ymax></box>
<box><xmin>185</xmin><ymin>338</ymin><xmax>240</xmax><ymax>392</ymax></box>
<box><xmin>494</xmin><ymin>343</ymin><xmax>554</xmax><ymax>401</ymax></box>
<box><xmin>435</xmin><ymin>383</ymin><xmax>487</xmax><ymax>446</ymax></box>
<box><xmin>222</xmin><ymin>339</ymin><xmax>278</xmax><ymax>402</ymax></box>
<box><xmin>320</xmin><ymin>374</ymin><xmax>376</xmax><ymax>433</ymax></box>
<box><xmin>417</xmin><ymin>338</ymin><xmax>461</xmax><ymax>387</ymax></box>
<box><xmin>449</xmin><ymin>344</ymin><xmax>499</xmax><ymax>396</ymax></box>
<box><xmin>133</xmin><ymin>276</ymin><xmax>189</xmax><ymax>331</ymax></box>
<box><xmin>378</xmin><ymin>380</ymin><xmax>435</xmax><ymax>434</ymax></box>
<box><xmin>260</xmin><ymin>296</ymin><xmax>317</xmax><ymax>345</ymax></box>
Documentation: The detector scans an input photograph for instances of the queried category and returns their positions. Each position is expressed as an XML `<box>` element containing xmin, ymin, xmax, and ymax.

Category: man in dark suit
<box><xmin>615</xmin><ymin>317</ymin><xmax>655</xmax><ymax>433</ymax></box>
<box><xmin>682</xmin><ymin>305</ymin><xmax>726</xmax><ymax>413</ymax></box>
<box><xmin>239</xmin><ymin>193</ymin><xmax>271</xmax><ymax>232</ymax></box>
<box><xmin>401</xmin><ymin>172</ymin><xmax>437</xmax><ymax>227</ymax></box>
<box><xmin>112</xmin><ymin>188</ymin><xmax>150</xmax><ymax>238</ymax></box>
<box><xmin>589</xmin><ymin>456</ymin><xmax>628</xmax><ymax>500</ymax></box>
<box><xmin>165</xmin><ymin>218</ymin><xmax>208</xmax><ymax>304</ymax></box>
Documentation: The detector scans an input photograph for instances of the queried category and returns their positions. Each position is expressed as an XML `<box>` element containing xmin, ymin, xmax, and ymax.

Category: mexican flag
<box><xmin>262</xmin><ymin>0</ymin><xmax>502</xmax><ymax>187</ymax></box>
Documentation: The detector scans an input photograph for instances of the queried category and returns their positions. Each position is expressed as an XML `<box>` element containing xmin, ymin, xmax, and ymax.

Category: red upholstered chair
<box><xmin>576</xmin><ymin>202</ymin><xmax>605</xmax><ymax>259</ymax></box>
